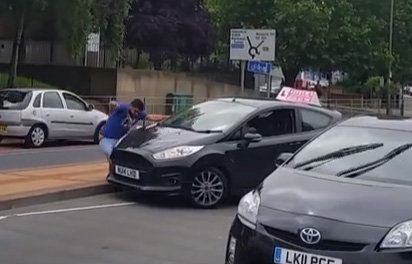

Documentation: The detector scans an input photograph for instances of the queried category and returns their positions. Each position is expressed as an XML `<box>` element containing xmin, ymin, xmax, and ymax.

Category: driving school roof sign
<box><xmin>230</xmin><ymin>29</ymin><xmax>276</xmax><ymax>61</ymax></box>
<box><xmin>276</xmin><ymin>87</ymin><xmax>321</xmax><ymax>106</ymax></box>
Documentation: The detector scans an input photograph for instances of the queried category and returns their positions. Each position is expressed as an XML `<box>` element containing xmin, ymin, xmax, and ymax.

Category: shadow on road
<box><xmin>113</xmin><ymin>191</ymin><xmax>239</xmax><ymax>210</ymax></box>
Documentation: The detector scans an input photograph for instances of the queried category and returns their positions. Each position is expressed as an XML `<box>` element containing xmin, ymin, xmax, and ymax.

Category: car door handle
<box><xmin>70</xmin><ymin>115</ymin><xmax>74</xmax><ymax>118</ymax></box>
<box><xmin>46</xmin><ymin>113</ymin><xmax>50</xmax><ymax>117</ymax></box>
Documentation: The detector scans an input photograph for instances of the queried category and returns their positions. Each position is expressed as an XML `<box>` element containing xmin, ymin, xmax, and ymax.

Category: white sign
<box><xmin>87</xmin><ymin>33</ymin><xmax>100</xmax><ymax>52</ymax></box>
<box><xmin>276</xmin><ymin>87</ymin><xmax>321</xmax><ymax>106</ymax></box>
<box><xmin>230</xmin><ymin>29</ymin><xmax>276</xmax><ymax>61</ymax></box>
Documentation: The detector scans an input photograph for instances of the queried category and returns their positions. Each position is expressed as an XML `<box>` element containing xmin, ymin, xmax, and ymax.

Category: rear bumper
<box><xmin>0</xmin><ymin>125</ymin><xmax>31</xmax><ymax>137</ymax></box>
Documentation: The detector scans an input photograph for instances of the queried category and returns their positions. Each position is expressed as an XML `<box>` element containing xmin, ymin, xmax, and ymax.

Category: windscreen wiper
<box><xmin>293</xmin><ymin>143</ymin><xmax>384</xmax><ymax>171</ymax></box>
<box><xmin>337</xmin><ymin>143</ymin><xmax>412</xmax><ymax>178</ymax></box>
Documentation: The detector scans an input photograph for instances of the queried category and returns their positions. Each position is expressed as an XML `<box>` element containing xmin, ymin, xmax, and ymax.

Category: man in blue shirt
<box><xmin>99</xmin><ymin>98</ymin><xmax>147</xmax><ymax>159</ymax></box>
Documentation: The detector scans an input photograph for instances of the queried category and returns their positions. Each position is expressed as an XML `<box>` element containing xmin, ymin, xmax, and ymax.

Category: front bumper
<box><xmin>0</xmin><ymin>124</ymin><xmax>30</xmax><ymax>138</ymax></box>
<box><xmin>227</xmin><ymin>217</ymin><xmax>412</xmax><ymax>264</ymax></box>
<box><xmin>106</xmin><ymin>148</ymin><xmax>196</xmax><ymax>195</ymax></box>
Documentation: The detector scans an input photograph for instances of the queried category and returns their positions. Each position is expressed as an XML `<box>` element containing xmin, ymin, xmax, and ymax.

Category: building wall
<box><xmin>116</xmin><ymin>69</ymin><xmax>256</xmax><ymax>114</ymax></box>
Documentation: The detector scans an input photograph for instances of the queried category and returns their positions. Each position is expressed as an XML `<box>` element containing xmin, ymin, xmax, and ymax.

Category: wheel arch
<box><xmin>30</xmin><ymin>122</ymin><xmax>49</xmax><ymax>138</ymax></box>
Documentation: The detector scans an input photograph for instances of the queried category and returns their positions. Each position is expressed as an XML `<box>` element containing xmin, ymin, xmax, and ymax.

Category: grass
<box><xmin>0</xmin><ymin>73</ymin><xmax>56</xmax><ymax>89</ymax></box>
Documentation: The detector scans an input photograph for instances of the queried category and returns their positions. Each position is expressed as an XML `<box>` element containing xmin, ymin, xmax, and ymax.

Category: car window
<box><xmin>43</xmin><ymin>92</ymin><xmax>63</xmax><ymax>109</ymax></box>
<box><xmin>0</xmin><ymin>90</ymin><xmax>32</xmax><ymax>110</ymax></box>
<box><xmin>33</xmin><ymin>94</ymin><xmax>41</xmax><ymax>108</ymax></box>
<box><xmin>247</xmin><ymin>109</ymin><xmax>295</xmax><ymax>137</ymax></box>
<box><xmin>163</xmin><ymin>100</ymin><xmax>256</xmax><ymax>132</ymax></box>
<box><xmin>63</xmin><ymin>93</ymin><xmax>87</xmax><ymax>111</ymax></box>
<box><xmin>286</xmin><ymin>125</ymin><xmax>412</xmax><ymax>186</ymax></box>
<box><xmin>300</xmin><ymin>109</ymin><xmax>331</xmax><ymax>132</ymax></box>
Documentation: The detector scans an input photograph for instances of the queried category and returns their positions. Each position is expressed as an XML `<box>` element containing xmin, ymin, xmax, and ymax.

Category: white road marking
<box><xmin>0</xmin><ymin>202</ymin><xmax>136</xmax><ymax>221</ymax></box>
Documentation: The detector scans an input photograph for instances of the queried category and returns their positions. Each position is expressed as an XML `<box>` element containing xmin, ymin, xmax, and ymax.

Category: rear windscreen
<box><xmin>0</xmin><ymin>90</ymin><xmax>33</xmax><ymax>110</ymax></box>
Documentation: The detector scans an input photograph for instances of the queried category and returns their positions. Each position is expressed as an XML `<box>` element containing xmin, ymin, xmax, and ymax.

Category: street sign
<box><xmin>276</xmin><ymin>87</ymin><xmax>321</xmax><ymax>106</ymax></box>
<box><xmin>247</xmin><ymin>61</ymin><xmax>272</xmax><ymax>75</ymax></box>
<box><xmin>230</xmin><ymin>29</ymin><xmax>276</xmax><ymax>61</ymax></box>
<box><xmin>87</xmin><ymin>33</ymin><xmax>100</xmax><ymax>52</ymax></box>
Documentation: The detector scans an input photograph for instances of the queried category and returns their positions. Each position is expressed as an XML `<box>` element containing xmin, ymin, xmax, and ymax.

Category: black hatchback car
<box><xmin>107</xmin><ymin>98</ymin><xmax>341</xmax><ymax>208</ymax></box>
<box><xmin>226</xmin><ymin>116</ymin><xmax>412</xmax><ymax>264</ymax></box>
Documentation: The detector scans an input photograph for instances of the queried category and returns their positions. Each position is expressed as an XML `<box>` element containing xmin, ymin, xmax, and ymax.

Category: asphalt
<box><xmin>0</xmin><ymin>192</ymin><xmax>237</xmax><ymax>264</ymax></box>
<box><xmin>0</xmin><ymin>143</ymin><xmax>105</xmax><ymax>170</ymax></box>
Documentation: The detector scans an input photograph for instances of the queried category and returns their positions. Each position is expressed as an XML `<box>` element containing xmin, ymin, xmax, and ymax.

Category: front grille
<box><xmin>111</xmin><ymin>174</ymin><xmax>141</xmax><ymax>185</ymax></box>
<box><xmin>112</xmin><ymin>149</ymin><xmax>153</xmax><ymax>171</ymax></box>
<box><xmin>263</xmin><ymin>226</ymin><xmax>367</xmax><ymax>252</ymax></box>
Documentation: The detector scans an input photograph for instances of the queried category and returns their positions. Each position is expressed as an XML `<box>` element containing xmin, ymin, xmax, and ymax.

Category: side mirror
<box><xmin>88</xmin><ymin>104</ymin><xmax>95</xmax><ymax>111</ymax></box>
<box><xmin>244</xmin><ymin>132</ymin><xmax>262</xmax><ymax>143</ymax></box>
<box><xmin>276</xmin><ymin>153</ymin><xmax>293</xmax><ymax>168</ymax></box>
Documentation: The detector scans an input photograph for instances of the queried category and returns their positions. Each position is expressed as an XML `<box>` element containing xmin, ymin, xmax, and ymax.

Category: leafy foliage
<box><xmin>126</xmin><ymin>0</ymin><xmax>215</xmax><ymax>70</ymax></box>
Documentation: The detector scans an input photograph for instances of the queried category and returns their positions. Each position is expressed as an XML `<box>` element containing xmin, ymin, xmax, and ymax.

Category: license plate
<box><xmin>0</xmin><ymin>125</ymin><xmax>7</xmax><ymax>133</ymax></box>
<box><xmin>274</xmin><ymin>247</ymin><xmax>342</xmax><ymax>264</ymax></box>
<box><xmin>115</xmin><ymin>165</ymin><xmax>139</xmax><ymax>180</ymax></box>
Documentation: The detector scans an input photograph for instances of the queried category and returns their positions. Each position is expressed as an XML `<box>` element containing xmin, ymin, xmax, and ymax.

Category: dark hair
<box><xmin>130</xmin><ymin>98</ymin><xmax>144</xmax><ymax>111</ymax></box>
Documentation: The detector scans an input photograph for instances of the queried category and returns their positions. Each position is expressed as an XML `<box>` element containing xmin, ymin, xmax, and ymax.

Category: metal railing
<box><xmin>81</xmin><ymin>95</ymin><xmax>409</xmax><ymax>118</ymax></box>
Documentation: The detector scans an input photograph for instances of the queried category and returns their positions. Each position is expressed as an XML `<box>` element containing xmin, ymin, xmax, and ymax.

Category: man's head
<box><xmin>129</xmin><ymin>98</ymin><xmax>144</xmax><ymax>116</ymax></box>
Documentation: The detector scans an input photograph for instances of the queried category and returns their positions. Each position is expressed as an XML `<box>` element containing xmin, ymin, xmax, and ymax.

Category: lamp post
<box><xmin>387</xmin><ymin>0</ymin><xmax>394</xmax><ymax>116</ymax></box>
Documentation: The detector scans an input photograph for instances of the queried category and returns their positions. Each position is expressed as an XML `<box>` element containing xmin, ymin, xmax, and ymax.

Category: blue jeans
<box><xmin>99</xmin><ymin>138</ymin><xmax>119</xmax><ymax>159</ymax></box>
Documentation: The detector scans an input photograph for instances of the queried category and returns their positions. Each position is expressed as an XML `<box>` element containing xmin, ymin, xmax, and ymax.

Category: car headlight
<box><xmin>153</xmin><ymin>146</ymin><xmax>204</xmax><ymax>160</ymax></box>
<box><xmin>237</xmin><ymin>191</ymin><xmax>260</xmax><ymax>230</ymax></box>
<box><xmin>381</xmin><ymin>220</ymin><xmax>412</xmax><ymax>249</ymax></box>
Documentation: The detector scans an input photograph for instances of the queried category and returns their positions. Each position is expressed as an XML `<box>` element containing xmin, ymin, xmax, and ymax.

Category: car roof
<box><xmin>0</xmin><ymin>88</ymin><xmax>64</xmax><ymax>93</ymax></box>
<box><xmin>339</xmin><ymin>115</ymin><xmax>412</xmax><ymax>132</ymax></box>
<box><xmin>215</xmin><ymin>97</ymin><xmax>340</xmax><ymax>116</ymax></box>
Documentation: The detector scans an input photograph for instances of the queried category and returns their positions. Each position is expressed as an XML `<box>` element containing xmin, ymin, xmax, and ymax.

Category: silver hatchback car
<box><xmin>0</xmin><ymin>88</ymin><xmax>108</xmax><ymax>147</ymax></box>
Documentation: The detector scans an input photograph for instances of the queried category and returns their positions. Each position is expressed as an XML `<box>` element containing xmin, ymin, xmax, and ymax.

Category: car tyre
<box><xmin>93</xmin><ymin>122</ymin><xmax>106</xmax><ymax>144</ymax></box>
<box><xmin>25</xmin><ymin>125</ymin><xmax>47</xmax><ymax>148</ymax></box>
<box><xmin>187</xmin><ymin>167</ymin><xmax>229</xmax><ymax>209</ymax></box>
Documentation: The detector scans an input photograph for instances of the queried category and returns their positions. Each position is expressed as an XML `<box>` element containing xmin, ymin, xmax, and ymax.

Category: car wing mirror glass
<box><xmin>88</xmin><ymin>104</ymin><xmax>95</xmax><ymax>111</ymax></box>
<box><xmin>276</xmin><ymin>153</ymin><xmax>293</xmax><ymax>168</ymax></box>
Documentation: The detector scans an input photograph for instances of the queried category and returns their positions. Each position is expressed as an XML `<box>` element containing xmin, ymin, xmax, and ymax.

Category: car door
<box><xmin>225</xmin><ymin>107</ymin><xmax>301</xmax><ymax>190</ymax></box>
<box><xmin>62</xmin><ymin>92</ymin><xmax>95</xmax><ymax>137</ymax></box>
<box><xmin>41</xmin><ymin>91</ymin><xmax>68</xmax><ymax>138</ymax></box>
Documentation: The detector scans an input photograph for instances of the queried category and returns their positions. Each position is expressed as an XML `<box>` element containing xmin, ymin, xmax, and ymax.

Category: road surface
<box><xmin>0</xmin><ymin>141</ymin><xmax>105</xmax><ymax>170</ymax></box>
<box><xmin>0</xmin><ymin>192</ymin><xmax>237</xmax><ymax>264</ymax></box>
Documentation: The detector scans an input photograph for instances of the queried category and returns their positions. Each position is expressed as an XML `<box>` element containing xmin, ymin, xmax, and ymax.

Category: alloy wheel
<box><xmin>191</xmin><ymin>170</ymin><xmax>225</xmax><ymax>207</ymax></box>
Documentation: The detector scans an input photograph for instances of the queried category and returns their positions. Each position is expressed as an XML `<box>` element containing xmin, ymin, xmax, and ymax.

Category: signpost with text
<box><xmin>230</xmin><ymin>29</ymin><xmax>276</xmax><ymax>96</ymax></box>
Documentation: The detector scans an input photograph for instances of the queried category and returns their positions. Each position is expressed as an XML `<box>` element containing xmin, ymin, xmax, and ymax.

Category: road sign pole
<box><xmin>267</xmin><ymin>74</ymin><xmax>272</xmax><ymax>98</ymax></box>
<box><xmin>241</xmin><ymin>61</ymin><xmax>246</xmax><ymax>94</ymax></box>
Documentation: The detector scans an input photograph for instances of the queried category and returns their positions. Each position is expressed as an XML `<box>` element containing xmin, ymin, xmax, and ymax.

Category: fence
<box><xmin>81</xmin><ymin>95</ymin><xmax>411</xmax><ymax>119</ymax></box>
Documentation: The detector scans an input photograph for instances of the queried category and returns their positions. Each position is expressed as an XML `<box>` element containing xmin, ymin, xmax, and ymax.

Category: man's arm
<box><xmin>109</xmin><ymin>101</ymin><xmax>128</xmax><ymax>114</ymax></box>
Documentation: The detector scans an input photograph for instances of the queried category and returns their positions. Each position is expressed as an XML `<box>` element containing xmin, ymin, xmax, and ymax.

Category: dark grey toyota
<box><xmin>226</xmin><ymin>116</ymin><xmax>412</xmax><ymax>264</ymax></box>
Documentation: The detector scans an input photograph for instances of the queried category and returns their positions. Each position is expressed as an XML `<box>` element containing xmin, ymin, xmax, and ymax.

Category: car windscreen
<box><xmin>285</xmin><ymin>125</ymin><xmax>412</xmax><ymax>186</ymax></box>
<box><xmin>162</xmin><ymin>100</ymin><xmax>256</xmax><ymax>133</ymax></box>
<box><xmin>0</xmin><ymin>90</ymin><xmax>33</xmax><ymax>110</ymax></box>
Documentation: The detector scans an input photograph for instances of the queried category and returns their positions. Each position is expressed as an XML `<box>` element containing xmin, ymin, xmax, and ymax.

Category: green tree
<box><xmin>0</xmin><ymin>0</ymin><xmax>46</xmax><ymax>87</ymax></box>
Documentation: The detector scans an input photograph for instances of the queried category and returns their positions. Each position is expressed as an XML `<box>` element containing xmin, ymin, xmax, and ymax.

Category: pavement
<box><xmin>0</xmin><ymin>161</ymin><xmax>112</xmax><ymax>210</ymax></box>
<box><xmin>0</xmin><ymin>140</ymin><xmax>111</xmax><ymax>210</ymax></box>
<box><xmin>0</xmin><ymin>192</ymin><xmax>237</xmax><ymax>264</ymax></box>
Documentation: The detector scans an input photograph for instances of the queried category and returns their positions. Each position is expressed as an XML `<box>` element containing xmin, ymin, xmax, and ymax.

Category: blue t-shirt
<box><xmin>102</xmin><ymin>103</ymin><xmax>147</xmax><ymax>139</ymax></box>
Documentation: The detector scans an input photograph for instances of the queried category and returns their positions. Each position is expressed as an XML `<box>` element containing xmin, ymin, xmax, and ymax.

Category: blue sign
<box><xmin>247</xmin><ymin>61</ymin><xmax>272</xmax><ymax>75</ymax></box>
